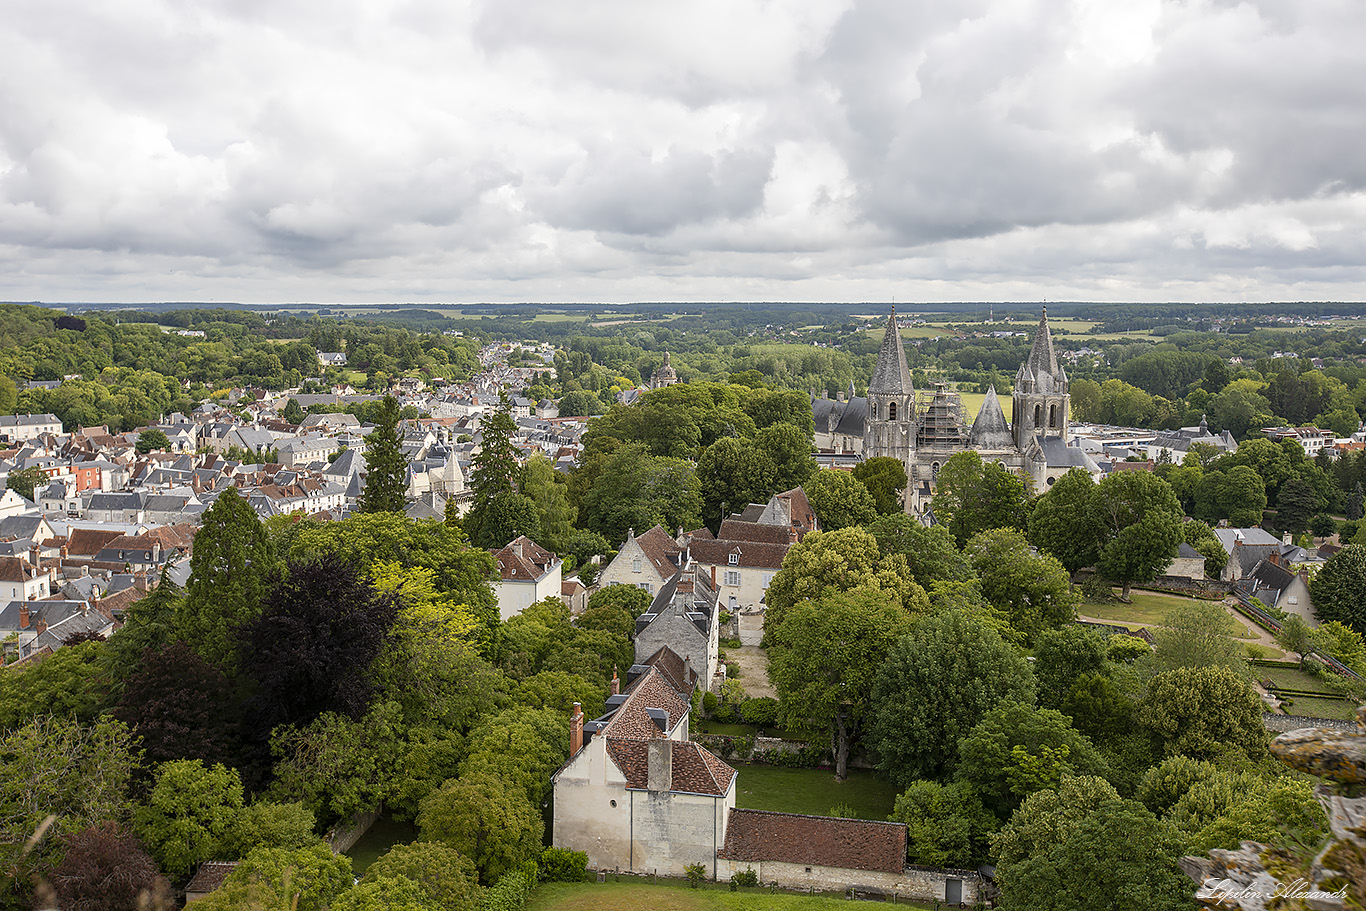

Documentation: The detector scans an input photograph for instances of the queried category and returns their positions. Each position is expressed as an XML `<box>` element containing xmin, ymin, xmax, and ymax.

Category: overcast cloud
<box><xmin>2</xmin><ymin>0</ymin><xmax>1365</xmax><ymax>304</ymax></box>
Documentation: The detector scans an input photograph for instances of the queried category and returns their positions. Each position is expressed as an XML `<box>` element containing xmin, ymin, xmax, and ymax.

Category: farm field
<box><xmin>731</xmin><ymin>763</ymin><xmax>899</xmax><ymax>822</ymax></box>
<box><xmin>526</xmin><ymin>881</ymin><xmax>936</xmax><ymax>911</ymax></box>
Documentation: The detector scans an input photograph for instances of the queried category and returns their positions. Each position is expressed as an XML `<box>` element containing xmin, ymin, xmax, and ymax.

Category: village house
<box><xmin>596</xmin><ymin>526</ymin><xmax>684</xmax><ymax>597</ymax></box>
<box><xmin>633</xmin><ymin>558</ymin><xmax>721</xmax><ymax>690</ymax></box>
<box><xmin>491</xmin><ymin>535</ymin><xmax>564</xmax><ymax>621</ymax></box>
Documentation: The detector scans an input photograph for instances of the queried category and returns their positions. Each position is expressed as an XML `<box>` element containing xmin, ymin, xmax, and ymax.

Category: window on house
<box><xmin>728</xmin><ymin>553</ymin><xmax>738</xmax><ymax>565</ymax></box>
<box><xmin>632</xmin><ymin>557</ymin><xmax>642</xmax><ymax>573</ymax></box>
<box><xmin>725</xmin><ymin>571</ymin><xmax>740</xmax><ymax>586</ymax></box>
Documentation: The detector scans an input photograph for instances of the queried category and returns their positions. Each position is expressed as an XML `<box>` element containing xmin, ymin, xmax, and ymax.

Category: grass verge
<box><xmin>526</xmin><ymin>881</ymin><xmax>935</xmax><ymax>911</ymax></box>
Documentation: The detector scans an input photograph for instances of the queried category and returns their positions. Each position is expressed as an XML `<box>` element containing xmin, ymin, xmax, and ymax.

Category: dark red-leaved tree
<box><xmin>241</xmin><ymin>552</ymin><xmax>399</xmax><ymax>732</ymax></box>
<box><xmin>48</xmin><ymin>822</ymin><xmax>171</xmax><ymax>911</ymax></box>
<box><xmin>114</xmin><ymin>641</ymin><xmax>242</xmax><ymax>768</ymax></box>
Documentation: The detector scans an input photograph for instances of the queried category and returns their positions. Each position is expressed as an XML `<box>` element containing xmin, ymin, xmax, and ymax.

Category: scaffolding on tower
<box><xmin>916</xmin><ymin>383</ymin><xmax>969</xmax><ymax>449</ymax></box>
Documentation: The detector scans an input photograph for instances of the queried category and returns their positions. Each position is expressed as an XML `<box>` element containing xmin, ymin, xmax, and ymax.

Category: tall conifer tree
<box><xmin>360</xmin><ymin>395</ymin><xmax>408</xmax><ymax>513</ymax></box>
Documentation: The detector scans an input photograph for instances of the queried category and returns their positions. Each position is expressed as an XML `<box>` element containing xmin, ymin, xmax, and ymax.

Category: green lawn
<box><xmin>731</xmin><ymin>763</ymin><xmax>899</xmax><ymax>821</ymax></box>
<box><xmin>1080</xmin><ymin>593</ymin><xmax>1255</xmax><ymax>638</ymax></box>
<box><xmin>1278</xmin><ymin>696</ymin><xmax>1362</xmax><ymax>721</ymax></box>
<box><xmin>343</xmin><ymin>814</ymin><xmax>417</xmax><ymax>875</ymax></box>
<box><xmin>1257</xmin><ymin>666</ymin><xmax>1345</xmax><ymax>694</ymax></box>
<box><xmin>527</xmin><ymin>881</ymin><xmax>935</xmax><ymax>911</ymax></box>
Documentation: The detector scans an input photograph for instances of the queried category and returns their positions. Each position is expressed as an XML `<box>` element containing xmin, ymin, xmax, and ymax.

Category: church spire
<box><xmin>1015</xmin><ymin>308</ymin><xmax>1068</xmax><ymax>394</ymax></box>
<box><xmin>869</xmin><ymin>312</ymin><xmax>914</xmax><ymax>396</ymax></box>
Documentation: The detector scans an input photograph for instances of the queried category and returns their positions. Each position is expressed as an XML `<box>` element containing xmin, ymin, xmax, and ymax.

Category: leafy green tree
<box><xmin>866</xmin><ymin>513</ymin><xmax>973</xmax><ymax>587</ymax></box>
<box><xmin>966</xmin><ymin>527</ymin><xmax>1077</xmax><ymax>643</ymax></box>
<box><xmin>135</xmin><ymin>428</ymin><xmax>171</xmax><ymax>454</ymax></box>
<box><xmin>1028</xmin><ymin>469</ymin><xmax>1104</xmax><ymax>574</ymax></box>
<box><xmin>574</xmin><ymin>443</ymin><xmax>702</xmax><ymax>545</ymax></box>
<box><xmin>697</xmin><ymin>436</ymin><xmax>777</xmax><ymax>530</ymax></box>
<box><xmin>1202</xmin><ymin>358</ymin><xmax>1230</xmax><ymax>394</ymax></box>
<box><xmin>1139</xmin><ymin>666</ymin><xmax>1267</xmax><ymax>760</ymax></box>
<box><xmin>180</xmin><ymin>486</ymin><xmax>280</xmax><ymax>670</ymax></box>
<box><xmin>931</xmin><ymin>451</ymin><xmax>1029</xmax><ymax>546</ymax></box>
<box><xmin>361</xmin><ymin>842</ymin><xmax>481</xmax><ymax>911</ymax></box>
<box><xmin>955</xmin><ymin>701</ymin><xmax>1110</xmax><ymax>816</ymax></box>
<box><xmin>459</xmin><ymin>706</ymin><xmax>568</xmax><ymax>806</ymax></box>
<box><xmin>0</xmin><ymin>716</ymin><xmax>139</xmax><ymax>901</ymax></box>
<box><xmin>1183</xmin><ymin>520</ymin><xmax>1228</xmax><ymax>578</ymax></box>
<box><xmin>1032</xmin><ymin>626</ymin><xmax>1107</xmax><ymax>710</ymax></box>
<box><xmin>557</xmin><ymin>389</ymin><xmax>603</xmax><ymax>417</ymax></box>
<box><xmin>223</xmin><ymin>802</ymin><xmax>318</xmax><ymax>857</ymax></box>
<box><xmin>853</xmin><ymin>456</ymin><xmax>908</xmax><ymax>516</ymax></box>
<box><xmin>519</xmin><ymin>453</ymin><xmax>575</xmax><ymax>551</ymax></box>
<box><xmin>0</xmin><ymin>640</ymin><xmax>108</xmax><ymax>731</ymax></box>
<box><xmin>1136</xmin><ymin>754</ymin><xmax>1219</xmax><ymax>816</ymax></box>
<box><xmin>1274</xmin><ymin>476</ymin><xmax>1320</xmax><ymax>535</ymax></box>
<box><xmin>755</xmin><ymin>422</ymin><xmax>817</xmax><ymax>493</ymax></box>
<box><xmin>1091</xmin><ymin>471</ymin><xmax>1184</xmax><ymax>599</ymax></box>
<box><xmin>1147</xmin><ymin>601</ymin><xmax>1249</xmax><ymax>675</ymax></box>
<box><xmin>769</xmin><ymin>588</ymin><xmax>914</xmax><ymax>780</ymax></box>
<box><xmin>763</xmin><ymin>527</ymin><xmax>928</xmax><ymax>637</ymax></box>
<box><xmin>802</xmin><ymin>468</ymin><xmax>877</xmax><ymax>531</ymax></box>
<box><xmin>334</xmin><ymin>876</ymin><xmax>440</xmax><ymax>911</ymax></box>
<box><xmin>1167</xmin><ymin>770</ymin><xmax>1326</xmax><ymax>853</ymax></box>
<box><xmin>1310</xmin><ymin>543</ymin><xmax>1366</xmax><ymax>633</ymax></box>
<box><xmin>867</xmin><ymin>610</ymin><xmax>1036</xmax><ymax>786</ymax></box>
<box><xmin>991</xmin><ymin>776</ymin><xmax>1121</xmax><ymax>867</ymax></box>
<box><xmin>1309</xmin><ymin>620</ymin><xmax>1366</xmax><ymax>673</ymax></box>
<box><xmin>1275</xmin><ymin>614</ymin><xmax>1314</xmax><ymax>667</ymax></box>
<box><xmin>193</xmin><ymin>845</ymin><xmax>353</xmax><ymax>911</ymax></box>
<box><xmin>134</xmin><ymin>760</ymin><xmax>245</xmax><ymax>880</ymax></box>
<box><xmin>282</xmin><ymin>397</ymin><xmax>306</xmax><ymax>424</ymax></box>
<box><xmin>417</xmin><ymin>773</ymin><xmax>542</xmax><ymax>885</ymax></box>
<box><xmin>891</xmin><ymin>781</ymin><xmax>997</xmax><ymax>868</ymax></box>
<box><xmin>268</xmin><ymin>700</ymin><xmax>405</xmax><ymax>828</ymax></box>
<box><xmin>0</xmin><ymin>374</ymin><xmax>16</xmax><ymax>415</ymax></box>
<box><xmin>996</xmin><ymin>799</ymin><xmax>1195</xmax><ymax>911</ymax></box>
<box><xmin>360</xmin><ymin>395</ymin><xmax>408</xmax><ymax>513</ymax></box>
<box><xmin>4</xmin><ymin>465</ymin><xmax>46</xmax><ymax>501</ymax></box>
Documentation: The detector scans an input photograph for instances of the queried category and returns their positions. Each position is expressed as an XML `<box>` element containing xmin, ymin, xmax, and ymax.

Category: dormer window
<box><xmin>728</xmin><ymin>553</ymin><xmax>739</xmax><ymax>565</ymax></box>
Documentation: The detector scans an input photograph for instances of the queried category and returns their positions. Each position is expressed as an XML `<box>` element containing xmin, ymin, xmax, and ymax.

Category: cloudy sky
<box><xmin>2</xmin><ymin>0</ymin><xmax>1364</xmax><ymax>305</ymax></box>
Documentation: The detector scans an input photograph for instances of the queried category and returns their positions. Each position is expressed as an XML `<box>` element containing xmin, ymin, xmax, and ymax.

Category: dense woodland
<box><xmin>4</xmin><ymin>301</ymin><xmax>1366</xmax><ymax>908</ymax></box>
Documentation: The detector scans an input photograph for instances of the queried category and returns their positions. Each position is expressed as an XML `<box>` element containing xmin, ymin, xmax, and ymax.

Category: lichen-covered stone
<box><xmin>1270</xmin><ymin>727</ymin><xmax>1366</xmax><ymax>784</ymax></box>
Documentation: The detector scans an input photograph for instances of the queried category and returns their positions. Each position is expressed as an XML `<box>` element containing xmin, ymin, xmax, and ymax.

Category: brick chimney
<box><xmin>19</xmin><ymin>604</ymin><xmax>29</xmax><ymax>629</ymax></box>
<box><xmin>569</xmin><ymin>703</ymin><xmax>584</xmax><ymax>756</ymax></box>
<box><xmin>610</xmin><ymin>669</ymin><xmax>620</xmax><ymax>696</ymax></box>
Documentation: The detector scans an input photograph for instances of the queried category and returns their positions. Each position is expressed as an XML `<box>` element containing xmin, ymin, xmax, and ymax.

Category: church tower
<box><xmin>864</xmin><ymin>312</ymin><xmax>916</xmax><ymax>462</ymax></box>
<box><xmin>1012</xmin><ymin>309</ymin><xmax>1071</xmax><ymax>448</ymax></box>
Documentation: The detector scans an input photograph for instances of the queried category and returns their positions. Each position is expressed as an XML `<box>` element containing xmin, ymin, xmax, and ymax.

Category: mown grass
<box><xmin>343</xmin><ymin>814</ymin><xmax>417</xmax><ymax>875</ymax></box>
<box><xmin>526</xmin><ymin>881</ymin><xmax>936</xmax><ymax>911</ymax></box>
<box><xmin>1278</xmin><ymin>696</ymin><xmax>1362</xmax><ymax>721</ymax></box>
<box><xmin>731</xmin><ymin>763</ymin><xmax>900</xmax><ymax>822</ymax></box>
<box><xmin>1079</xmin><ymin>592</ymin><xmax>1255</xmax><ymax>639</ymax></box>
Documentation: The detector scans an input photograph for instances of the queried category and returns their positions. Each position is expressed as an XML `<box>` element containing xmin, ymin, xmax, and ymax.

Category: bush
<box><xmin>481</xmin><ymin>862</ymin><xmax>538</xmax><ymax>911</ymax></box>
<box><xmin>830</xmin><ymin>803</ymin><xmax>856</xmax><ymax>818</ymax></box>
<box><xmin>538</xmin><ymin>847</ymin><xmax>587</xmax><ymax>883</ymax></box>
<box><xmin>702</xmin><ymin>692</ymin><xmax>718</xmax><ymax>716</ymax></box>
<box><xmin>722</xmin><ymin>637</ymin><xmax>742</xmax><ymax>649</ymax></box>
<box><xmin>739</xmin><ymin>697</ymin><xmax>779</xmax><ymax>727</ymax></box>
<box><xmin>714</xmin><ymin>703</ymin><xmax>738</xmax><ymax>724</ymax></box>
<box><xmin>731</xmin><ymin>868</ymin><xmax>758</xmax><ymax>888</ymax></box>
<box><xmin>718</xmin><ymin>610</ymin><xmax>732</xmax><ymax>627</ymax></box>
<box><xmin>684</xmin><ymin>863</ymin><xmax>707</xmax><ymax>888</ymax></box>
<box><xmin>725</xmin><ymin>663</ymin><xmax>740</xmax><ymax>679</ymax></box>
<box><xmin>1081</xmin><ymin>575</ymin><xmax>1116</xmax><ymax>604</ymax></box>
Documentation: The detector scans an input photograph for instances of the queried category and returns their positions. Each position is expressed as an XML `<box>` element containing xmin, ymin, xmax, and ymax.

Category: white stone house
<box><xmin>491</xmin><ymin>536</ymin><xmax>563</xmax><ymax>621</ymax></box>
<box><xmin>552</xmin><ymin>655</ymin><xmax>737</xmax><ymax>878</ymax></box>
<box><xmin>633</xmin><ymin>559</ymin><xmax>721</xmax><ymax>690</ymax></box>
<box><xmin>596</xmin><ymin>526</ymin><xmax>684</xmax><ymax>598</ymax></box>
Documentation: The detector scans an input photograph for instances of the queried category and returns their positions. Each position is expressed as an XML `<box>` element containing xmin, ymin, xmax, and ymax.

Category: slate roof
<box><xmin>968</xmin><ymin>386</ymin><xmax>1014</xmax><ymax>449</ymax></box>
<box><xmin>1037</xmin><ymin>436</ymin><xmax>1101</xmax><ymax>472</ymax></box>
<box><xmin>1015</xmin><ymin>310</ymin><xmax>1068</xmax><ymax>395</ymax></box>
<box><xmin>869</xmin><ymin>314</ymin><xmax>915</xmax><ymax>396</ymax></box>
<box><xmin>718</xmin><ymin>809</ymin><xmax>907</xmax><ymax>875</ymax></box>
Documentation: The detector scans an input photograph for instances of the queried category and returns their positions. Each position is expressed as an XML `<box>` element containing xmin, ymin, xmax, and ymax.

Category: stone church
<box><xmin>818</xmin><ymin>309</ymin><xmax>1099</xmax><ymax>512</ymax></box>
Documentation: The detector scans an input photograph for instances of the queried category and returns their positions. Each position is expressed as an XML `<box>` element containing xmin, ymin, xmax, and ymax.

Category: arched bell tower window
<box><xmin>931</xmin><ymin>461</ymin><xmax>941</xmax><ymax>480</ymax></box>
<box><xmin>871</xmin><ymin>403</ymin><xmax>878</xmax><ymax>420</ymax></box>
<box><xmin>1034</xmin><ymin>404</ymin><xmax>1043</xmax><ymax>427</ymax></box>
<box><xmin>888</xmin><ymin>401</ymin><xmax>897</xmax><ymax>421</ymax></box>
<box><xmin>1049</xmin><ymin>404</ymin><xmax>1057</xmax><ymax>428</ymax></box>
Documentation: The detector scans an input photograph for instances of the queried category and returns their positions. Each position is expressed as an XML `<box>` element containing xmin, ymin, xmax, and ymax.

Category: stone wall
<box><xmin>1262</xmin><ymin>712</ymin><xmax>1361</xmax><ymax>733</ymax></box>
<box><xmin>325</xmin><ymin>806</ymin><xmax>381</xmax><ymax>855</ymax></box>
<box><xmin>715</xmin><ymin>858</ymin><xmax>983</xmax><ymax>903</ymax></box>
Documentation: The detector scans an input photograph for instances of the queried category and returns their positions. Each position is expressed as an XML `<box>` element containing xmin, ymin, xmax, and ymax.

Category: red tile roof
<box><xmin>718</xmin><ymin>810</ymin><xmax>907</xmax><ymax>874</ymax></box>
<box><xmin>688</xmin><ymin>539</ymin><xmax>790</xmax><ymax>570</ymax></box>
<box><xmin>602</xmin><ymin>666</ymin><xmax>689</xmax><ymax>740</ymax></box>
<box><xmin>604</xmin><ymin>739</ymin><xmax>736</xmax><ymax>795</ymax></box>
<box><xmin>64</xmin><ymin>528</ymin><xmax>125</xmax><ymax>557</ymax></box>
<box><xmin>716</xmin><ymin>520</ymin><xmax>793</xmax><ymax>546</ymax></box>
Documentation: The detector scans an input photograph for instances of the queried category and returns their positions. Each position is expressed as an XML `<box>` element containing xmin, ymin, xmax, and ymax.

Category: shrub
<box><xmin>481</xmin><ymin>862</ymin><xmax>537</xmax><ymax>911</ymax></box>
<box><xmin>702</xmin><ymin>692</ymin><xmax>718</xmax><ymax>716</ymax></box>
<box><xmin>732</xmin><ymin>868</ymin><xmax>758</xmax><ymax>888</ymax></box>
<box><xmin>739</xmin><ymin>697</ymin><xmax>779</xmax><ymax>727</ymax></box>
<box><xmin>830</xmin><ymin>803</ymin><xmax>856</xmax><ymax>818</ymax></box>
<box><xmin>538</xmin><ymin>847</ymin><xmax>587</xmax><ymax>883</ymax></box>
<box><xmin>714</xmin><ymin>703</ymin><xmax>738</xmax><ymax>723</ymax></box>
<box><xmin>684</xmin><ymin>863</ymin><xmax>707</xmax><ymax>888</ymax></box>
<box><xmin>725</xmin><ymin>663</ymin><xmax>740</xmax><ymax>679</ymax></box>
<box><xmin>1081</xmin><ymin>575</ymin><xmax>1116</xmax><ymax>603</ymax></box>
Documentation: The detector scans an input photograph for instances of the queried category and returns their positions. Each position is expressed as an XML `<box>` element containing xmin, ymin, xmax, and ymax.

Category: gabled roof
<box><xmin>687</xmin><ymin>538</ymin><xmax>790</xmax><ymax>570</ymax></box>
<box><xmin>601</xmin><ymin>664</ymin><xmax>690</xmax><ymax>740</ymax></box>
<box><xmin>604</xmin><ymin>739</ymin><xmax>736</xmax><ymax>796</ymax></box>
<box><xmin>717</xmin><ymin>809</ymin><xmax>907</xmax><ymax>875</ymax></box>
<box><xmin>630</xmin><ymin>526</ymin><xmax>685</xmax><ymax>576</ymax></box>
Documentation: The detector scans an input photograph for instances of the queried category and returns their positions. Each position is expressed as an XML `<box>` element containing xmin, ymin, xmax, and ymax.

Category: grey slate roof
<box><xmin>1038</xmin><ymin>436</ymin><xmax>1100</xmax><ymax>472</ymax></box>
<box><xmin>868</xmin><ymin>314</ymin><xmax>915</xmax><ymax>396</ymax></box>
<box><xmin>968</xmin><ymin>385</ymin><xmax>1014</xmax><ymax>448</ymax></box>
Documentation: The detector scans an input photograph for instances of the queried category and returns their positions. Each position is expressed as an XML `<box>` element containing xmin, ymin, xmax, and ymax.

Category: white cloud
<box><xmin>1</xmin><ymin>0</ymin><xmax>1364</xmax><ymax>303</ymax></box>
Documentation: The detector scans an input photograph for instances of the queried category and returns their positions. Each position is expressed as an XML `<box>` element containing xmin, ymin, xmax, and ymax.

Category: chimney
<box><xmin>647</xmin><ymin>738</ymin><xmax>673</xmax><ymax>792</ymax></box>
<box><xmin>35</xmin><ymin>619</ymin><xmax>46</xmax><ymax>635</ymax></box>
<box><xmin>570</xmin><ymin>703</ymin><xmax>584</xmax><ymax>756</ymax></box>
<box><xmin>710</xmin><ymin>565</ymin><xmax>716</xmax><ymax>588</ymax></box>
<box><xmin>1282</xmin><ymin>531</ymin><xmax>1292</xmax><ymax>546</ymax></box>
<box><xmin>29</xmin><ymin>544</ymin><xmax>39</xmax><ymax>568</ymax></box>
<box><xmin>610</xmin><ymin>670</ymin><xmax>620</xmax><ymax>696</ymax></box>
<box><xmin>19</xmin><ymin>604</ymin><xmax>29</xmax><ymax>629</ymax></box>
